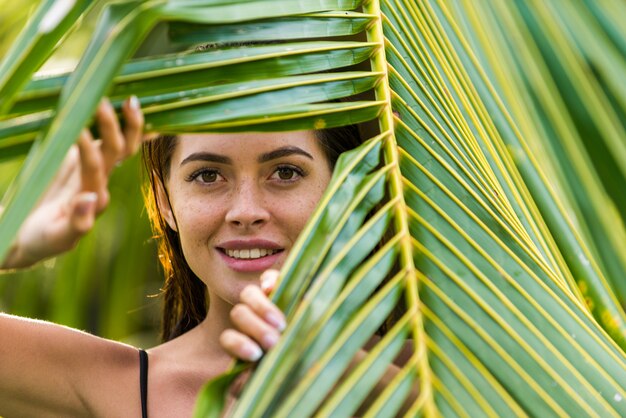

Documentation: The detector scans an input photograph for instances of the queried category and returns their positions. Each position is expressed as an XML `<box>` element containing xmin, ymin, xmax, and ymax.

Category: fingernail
<box><xmin>260</xmin><ymin>271</ymin><xmax>278</xmax><ymax>293</ymax></box>
<box><xmin>76</xmin><ymin>192</ymin><xmax>98</xmax><ymax>215</ymax></box>
<box><xmin>262</xmin><ymin>332</ymin><xmax>279</xmax><ymax>349</ymax></box>
<box><xmin>129</xmin><ymin>95</ymin><xmax>140</xmax><ymax>110</ymax></box>
<box><xmin>79</xmin><ymin>192</ymin><xmax>98</xmax><ymax>203</ymax></box>
<box><xmin>266</xmin><ymin>312</ymin><xmax>286</xmax><ymax>332</ymax></box>
<box><xmin>246</xmin><ymin>344</ymin><xmax>263</xmax><ymax>362</ymax></box>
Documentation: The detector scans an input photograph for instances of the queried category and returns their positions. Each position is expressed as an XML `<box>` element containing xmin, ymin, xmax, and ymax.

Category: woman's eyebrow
<box><xmin>180</xmin><ymin>152</ymin><xmax>232</xmax><ymax>166</ymax></box>
<box><xmin>258</xmin><ymin>147</ymin><xmax>313</xmax><ymax>163</ymax></box>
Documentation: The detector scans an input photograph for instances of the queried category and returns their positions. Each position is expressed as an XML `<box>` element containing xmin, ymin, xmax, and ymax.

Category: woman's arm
<box><xmin>0</xmin><ymin>313</ymin><xmax>140</xmax><ymax>417</ymax></box>
<box><xmin>0</xmin><ymin>98</ymin><xmax>146</xmax><ymax>417</ymax></box>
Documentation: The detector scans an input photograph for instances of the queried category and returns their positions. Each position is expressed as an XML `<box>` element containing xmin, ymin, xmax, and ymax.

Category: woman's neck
<box><xmin>196</xmin><ymin>294</ymin><xmax>235</xmax><ymax>351</ymax></box>
<box><xmin>151</xmin><ymin>292</ymin><xmax>234</xmax><ymax>367</ymax></box>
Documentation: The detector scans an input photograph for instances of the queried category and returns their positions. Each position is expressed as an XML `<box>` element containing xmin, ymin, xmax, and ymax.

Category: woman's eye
<box><xmin>278</xmin><ymin>167</ymin><xmax>295</xmax><ymax>180</ymax></box>
<box><xmin>272</xmin><ymin>166</ymin><xmax>303</xmax><ymax>181</ymax></box>
<box><xmin>200</xmin><ymin>171</ymin><xmax>218</xmax><ymax>183</ymax></box>
<box><xmin>186</xmin><ymin>169</ymin><xmax>222</xmax><ymax>184</ymax></box>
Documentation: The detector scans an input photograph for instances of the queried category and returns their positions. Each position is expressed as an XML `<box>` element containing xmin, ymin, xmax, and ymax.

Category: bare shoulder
<box><xmin>0</xmin><ymin>313</ymin><xmax>141</xmax><ymax>417</ymax></box>
<box><xmin>140</xmin><ymin>330</ymin><xmax>231</xmax><ymax>418</ymax></box>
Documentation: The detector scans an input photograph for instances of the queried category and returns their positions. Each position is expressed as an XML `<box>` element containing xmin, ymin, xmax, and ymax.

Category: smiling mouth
<box><xmin>219</xmin><ymin>248</ymin><xmax>283</xmax><ymax>260</ymax></box>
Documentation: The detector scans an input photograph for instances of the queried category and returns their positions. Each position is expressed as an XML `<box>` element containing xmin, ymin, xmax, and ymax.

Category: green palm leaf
<box><xmin>0</xmin><ymin>0</ymin><xmax>95</xmax><ymax>114</ymax></box>
<box><xmin>1</xmin><ymin>0</ymin><xmax>625</xmax><ymax>416</ymax></box>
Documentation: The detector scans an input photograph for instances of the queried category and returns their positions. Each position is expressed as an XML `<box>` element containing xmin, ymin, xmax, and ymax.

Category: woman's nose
<box><xmin>225</xmin><ymin>182</ymin><xmax>270</xmax><ymax>228</ymax></box>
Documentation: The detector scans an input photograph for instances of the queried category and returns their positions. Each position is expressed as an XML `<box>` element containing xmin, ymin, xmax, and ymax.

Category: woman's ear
<box><xmin>154</xmin><ymin>177</ymin><xmax>178</xmax><ymax>232</ymax></box>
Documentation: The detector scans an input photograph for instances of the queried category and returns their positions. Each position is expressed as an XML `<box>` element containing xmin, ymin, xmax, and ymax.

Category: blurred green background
<box><xmin>0</xmin><ymin>0</ymin><xmax>163</xmax><ymax>347</ymax></box>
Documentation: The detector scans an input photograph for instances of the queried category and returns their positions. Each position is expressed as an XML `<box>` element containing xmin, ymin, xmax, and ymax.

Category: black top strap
<box><xmin>139</xmin><ymin>349</ymin><xmax>149</xmax><ymax>418</ymax></box>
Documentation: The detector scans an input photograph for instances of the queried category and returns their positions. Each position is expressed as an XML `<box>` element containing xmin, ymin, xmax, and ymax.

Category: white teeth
<box><xmin>225</xmin><ymin>248</ymin><xmax>277</xmax><ymax>259</ymax></box>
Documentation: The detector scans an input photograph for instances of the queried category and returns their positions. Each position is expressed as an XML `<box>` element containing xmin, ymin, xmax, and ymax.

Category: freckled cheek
<box><xmin>279</xmin><ymin>191</ymin><xmax>325</xmax><ymax>238</ymax></box>
<box><xmin>174</xmin><ymin>201</ymin><xmax>224</xmax><ymax>249</ymax></box>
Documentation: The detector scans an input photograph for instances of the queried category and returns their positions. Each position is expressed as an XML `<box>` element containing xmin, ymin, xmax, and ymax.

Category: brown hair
<box><xmin>143</xmin><ymin>126</ymin><xmax>362</xmax><ymax>342</ymax></box>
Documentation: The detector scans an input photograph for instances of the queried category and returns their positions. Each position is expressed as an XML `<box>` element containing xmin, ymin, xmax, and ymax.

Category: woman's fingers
<box><xmin>94</xmin><ymin>98</ymin><xmax>126</xmax><ymax>174</ymax></box>
<box><xmin>239</xmin><ymin>284</ymin><xmax>286</xmax><ymax>331</ymax></box>
<box><xmin>230</xmin><ymin>301</ymin><xmax>282</xmax><ymax>351</ymax></box>
<box><xmin>76</xmin><ymin>129</ymin><xmax>109</xmax><ymax>211</ymax></box>
<box><xmin>121</xmin><ymin>95</ymin><xmax>144</xmax><ymax>155</ymax></box>
<box><xmin>78</xmin><ymin>95</ymin><xmax>144</xmax><ymax>210</ymax></box>
<box><xmin>68</xmin><ymin>192</ymin><xmax>98</xmax><ymax>235</ymax></box>
<box><xmin>3</xmin><ymin>96</ymin><xmax>143</xmax><ymax>269</ymax></box>
<box><xmin>259</xmin><ymin>269</ymin><xmax>279</xmax><ymax>295</ymax></box>
<box><xmin>96</xmin><ymin>96</ymin><xmax>144</xmax><ymax>170</ymax></box>
<box><xmin>220</xmin><ymin>329</ymin><xmax>263</xmax><ymax>362</ymax></box>
<box><xmin>221</xmin><ymin>280</ymin><xmax>287</xmax><ymax>363</ymax></box>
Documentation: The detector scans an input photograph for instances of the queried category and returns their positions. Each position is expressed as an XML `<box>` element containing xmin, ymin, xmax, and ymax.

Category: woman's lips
<box><xmin>217</xmin><ymin>240</ymin><xmax>284</xmax><ymax>273</ymax></box>
<box><xmin>217</xmin><ymin>250</ymin><xmax>283</xmax><ymax>272</ymax></box>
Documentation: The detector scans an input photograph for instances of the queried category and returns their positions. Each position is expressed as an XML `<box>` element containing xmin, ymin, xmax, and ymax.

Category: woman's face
<box><xmin>158</xmin><ymin>131</ymin><xmax>332</xmax><ymax>306</ymax></box>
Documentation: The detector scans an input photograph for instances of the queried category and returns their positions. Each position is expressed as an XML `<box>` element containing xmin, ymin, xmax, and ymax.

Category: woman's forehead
<box><xmin>173</xmin><ymin>131</ymin><xmax>321</xmax><ymax>160</ymax></box>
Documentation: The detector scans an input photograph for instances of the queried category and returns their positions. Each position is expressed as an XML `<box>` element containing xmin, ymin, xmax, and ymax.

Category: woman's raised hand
<box><xmin>221</xmin><ymin>269</ymin><xmax>287</xmax><ymax>362</ymax></box>
<box><xmin>1</xmin><ymin>96</ymin><xmax>144</xmax><ymax>269</ymax></box>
